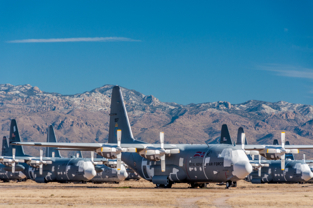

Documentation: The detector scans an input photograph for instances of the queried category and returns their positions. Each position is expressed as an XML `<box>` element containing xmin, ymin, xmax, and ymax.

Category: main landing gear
<box><xmin>155</xmin><ymin>182</ymin><xmax>173</xmax><ymax>188</ymax></box>
<box><xmin>225</xmin><ymin>181</ymin><xmax>237</xmax><ymax>189</ymax></box>
<box><xmin>189</xmin><ymin>182</ymin><xmax>208</xmax><ymax>188</ymax></box>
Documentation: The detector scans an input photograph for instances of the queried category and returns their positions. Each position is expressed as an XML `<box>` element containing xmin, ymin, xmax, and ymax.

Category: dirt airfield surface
<box><xmin>0</xmin><ymin>180</ymin><xmax>313</xmax><ymax>208</ymax></box>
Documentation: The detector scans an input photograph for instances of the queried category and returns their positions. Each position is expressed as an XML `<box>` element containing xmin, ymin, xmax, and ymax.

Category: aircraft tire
<box><xmin>231</xmin><ymin>181</ymin><xmax>237</xmax><ymax>187</ymax></box>
<box><xmin>226</xmin><ymin>181</ymin><xmax>231</xmax><ymax>189</ymax></box>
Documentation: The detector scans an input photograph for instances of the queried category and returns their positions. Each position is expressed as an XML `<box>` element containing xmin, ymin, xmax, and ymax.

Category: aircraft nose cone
<box><xmin>83</xmin><ymin>162</ymin><xmax>97</xmax><ymax>180</ymax></box>
<box><xmin>302</xmin><ymin>170</ymin><xmax>313</xmax><ymax>181</ymax></box>
<box><xmin>233</xmin><ymin>161</ymin><xmax>253</xmax><ymax>179</ymax></box>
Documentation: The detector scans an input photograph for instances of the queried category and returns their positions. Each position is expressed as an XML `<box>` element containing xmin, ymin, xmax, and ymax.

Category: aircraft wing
<box><xmin>12</xmin><ymin>142</ymin><xmax>105</xmax><ymax>151</ymax></box>
<box><xmin>244</xmin><ymin>144</ymin><xmax>313</xmax><ymax>150</ymax></box>
<box><xmin>11</xmin><ymin>142</ymin><xmax>160</xmax><ymax>152</ymax></box>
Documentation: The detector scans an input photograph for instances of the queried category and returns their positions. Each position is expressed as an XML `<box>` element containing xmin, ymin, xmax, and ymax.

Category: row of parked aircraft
<box><xmin>1</xmin><ymin>86</ymin><xmax>313</xmax><ymax>188</ymax></box>
<box><xmin>0</xmin><ymin>120</ymin><xmax>139</xmax><ymax>183</ymax></box>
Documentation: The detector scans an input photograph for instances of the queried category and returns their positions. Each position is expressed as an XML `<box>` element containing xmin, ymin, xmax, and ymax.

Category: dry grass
<box><xmin>0</xmin><ymin>180</ymin><xmax>312</xmax><ymax>208</ymax></box>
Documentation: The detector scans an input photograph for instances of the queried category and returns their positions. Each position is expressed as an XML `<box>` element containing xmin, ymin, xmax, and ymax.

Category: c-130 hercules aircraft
<box><xmin>13</xmin><ymin>86</ymin><xmax>313</xmax><ymax>188</ymax></box>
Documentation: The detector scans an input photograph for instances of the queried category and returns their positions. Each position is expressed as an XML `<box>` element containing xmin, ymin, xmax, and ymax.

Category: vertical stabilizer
<box><xmin>108</xmin><ymin>86</ymin><xmax>137</xmax><ymax>144</ymax></box>
<box><xmin>2</xmin><ymin>136</ymin><xmax>9</xmax><ymax>156</ymax></box>
<box><xmin>273</xmin><ymin>139</ymin><xmax>279</xmax><ymax>145</ymax></box>
<box><xmin>46</xmin><ymin>125</ymin><xmax>62</xmax><ymax>158</ymax></box>
<box><xmin>77</xmin><ymin>151</ymin><xmax>83</xmax><ymax>158</ymax></box>
<box><xmin>219</xmin><ymin>124</ymin><xmax>232</xmax><ymax>145</ymax></box>
<box><xmin>8</xmin><ymin>119</ymin><xmax>26</xmax><ymax>156</ymax></box>
<box><xmin>236</xmin><ymin>127</ymin><xmax>247</xmax><ymax>145</ymax></box>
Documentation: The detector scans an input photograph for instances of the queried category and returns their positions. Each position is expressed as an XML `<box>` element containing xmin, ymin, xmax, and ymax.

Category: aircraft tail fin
<box><xmin>8</xmin><ymin>119</ymin><xmax>26</xmax><ymax>156</ymax></box>
<box><xmin>108</xmin><ymin>86</ymin><xmax>138</xmax><ymax>144</ymax></box>
<box><xmin>219</xmin><ymin>124</ymin><xmax>232</xmax><ymax>145</ymax></box>
<box><xmin>285</xmin><ymin>141</ymin><xmax>294</xmax><ymax>160</ymax></box>
<box><xmin>273</xmin><ymin>139</ymin><xmax>279</xmax><ymax>145</ymax></box>
<box><xmin>236</xmin><ymin>127</ymin><xmax>247</xmax><ymax>145</ymax></box>
<box><xmin>77</xmin><ymin>151</ymin><xmax>83</xmax><ymax>158</ymax></box>
<box><xmin>2</xmin><ymin>136</ymin><xmax>9</xmax><ymax>156</ymax></box>
<box><xmin>46</xmin><ymin>125</ymin><xmax>62</xmax><ymax>158</ymax></box>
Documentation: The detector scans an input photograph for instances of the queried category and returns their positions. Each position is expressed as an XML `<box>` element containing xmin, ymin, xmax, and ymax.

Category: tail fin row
<box><xmin>219</xmin><ymin>125</ymin><xmax>247</xmax><ymax>145</ymax></box>
<box><xmin>1</xmin><ymin>120</ymin><xmax>62</xmax><ymax>158</ymax></box>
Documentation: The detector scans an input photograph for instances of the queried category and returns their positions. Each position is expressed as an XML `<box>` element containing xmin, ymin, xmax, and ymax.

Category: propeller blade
<box><xmin>241</xmin><ymin>133</ymin><xmax>245</xmax><ymax>150</ymax></box>
<box><xmin>117</xmin><ymin>153</ymin><xmax>121</xmax><ymax>174</ymax></box>
<box><xmin>160</xmin><ymin>132</ymin><xmax>164</xmax><ymax>149</ymax></box>
<box><xmin>125</xmin><ymin>147</ymin><xmax>137</xmax><ymax>153</ymax></box>
<box><xmin>52</xmin><ymin>151</ymin><xmax>55</xmax><ymax>158</ymax></box>
<box><xmin>258</xmin><ymin>155</ymin><xmax>261</xmax><ymax>177</ymax></box>
<box><xmin>91</xmin><ymin>152</ymin><xmax>94</xmax><ymax>163</ymax></box>
<box><xmin>39</xmin><ymin>164</ymin><xmax>43</xmax><ymax>175</ymax></box>
<box><xmin>101</xmin><ymin>147</ymin><xmax>116</xmax><ymax>152</ymax></box>
<box><xmin>117</xmin><ymin>129</ymin><xmax>121</xmax><ymax>147</ymax></box>
<box><xmin>281</xmin><ymin>154</ymin><xmax>285</xmax><ymax>170</ymax></box>
<box><xmin>303</xmin><ymin>154</ymin><xmax>306</xmax><ymax>163</ymax></box>
<box><xmin>281</xmin><ymin>132</ymin><xmax>285</xmax><ymax>149</ymax></box>
<box><xmin>12</xmin><ymin>148</ymin><xmax>16</xmax><ymax>160</ymax></box>
<box><xmin>12</xmin><ymin>162</ymin><xmax>15</xmax><ymax>173</ymax></box>
<box><xmin>169</xmin><ymin>149</ymin><xmax>180</xmax><ymax>154</ymax></box>
<box><xmin>161</xmin><ymin>155</ymin><xmax>165</xmax><ymax>172</ymax></box>
<box><xmin>145</xmin><ymin>150</ymin><xmax>158</xmax><ymax>156</ymax></box>
<box><xmin>40</xmin><ymin>149</ymin><xmax>43</xmax><ymax>162</ymax></box>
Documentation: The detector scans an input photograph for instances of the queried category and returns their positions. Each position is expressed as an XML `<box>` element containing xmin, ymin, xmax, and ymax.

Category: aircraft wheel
<box><xmin>231</xmin><ymin>181</ymin><xmax>237</xmax><ymax>187</ymax></box>
<box><xmin>199</xmin><ymin>183</ymin><xmax>207</xmax><ymax>188</ymax></box>
<box><xmin>225</xmin><ymin>181</ymin><xmax>231</xmax><ymax>189</ymax></box>
<box><xmin>189</xmin><ymin>183</ymin><xmax>199</xmax><ymax>188</ymax></box>
<box><xmin>164</xmin><ymin>182</ymin><xmax>173</xmax><ymax>188</ymax></box>
<box><xmin>155</xmin><ymin>184</ymin><xmax>164</xmax><ymax>188</ymax></box>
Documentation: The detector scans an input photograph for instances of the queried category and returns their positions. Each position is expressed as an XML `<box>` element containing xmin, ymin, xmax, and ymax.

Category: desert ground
<box><xmin>0</xmin><ymin>180</ymin><xmax>313</xmax><ymax>208</ymax></box>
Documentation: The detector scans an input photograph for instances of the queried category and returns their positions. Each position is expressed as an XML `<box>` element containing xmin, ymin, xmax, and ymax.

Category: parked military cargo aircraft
<box><xmin>236</xmin><ymin>128</ymin><xmax>313</xmax><ymax>183</ymax></box>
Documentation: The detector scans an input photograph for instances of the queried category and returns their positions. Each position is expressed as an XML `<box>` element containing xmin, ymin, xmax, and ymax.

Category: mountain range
<box><xmin>1</xmin><ymin>83</ymin><xmax>313</xmax><ymax>158</ymax></box>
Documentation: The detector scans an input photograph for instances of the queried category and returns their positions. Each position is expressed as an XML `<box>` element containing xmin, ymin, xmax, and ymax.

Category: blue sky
<box><xmin>1</xmin><ymin>1</ymin><xmax>313</xmax><ymax>105</ymax></box>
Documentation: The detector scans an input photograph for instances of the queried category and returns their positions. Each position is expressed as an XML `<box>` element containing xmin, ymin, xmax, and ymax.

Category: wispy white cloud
<box><xmin>258</xmin><ymin>64</ymin><xmax>313</xmax><ymax>80</ymax></box>
<box><xmin>7</xmin><ymin>37</ymin><xmax>140</xmax><ymax>43</ymax></box>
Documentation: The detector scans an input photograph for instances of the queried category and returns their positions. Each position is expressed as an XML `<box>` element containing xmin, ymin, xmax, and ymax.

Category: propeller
<box><xmin>240</xmin><ymin>133</ymin><xmax>259</xmax><ymax>160</ymax></box>
<box><xmin>303</xmin><ymin>154</ymin><xmax>306</xmax><ymax>163</ymax></box>
<box><xmin>29</xmin><ymin>149</ymin><xmax>52</xmax><ymax>175</ymax></box>
<box><xmin>145</xmin><ymin>132</ymin><xmax>180</xmax><ymax>172</ymax></box>
<box><xmin>2</xmin><ymin>148</ymin><xmax>25</xmax><ymax>173</ymax></box>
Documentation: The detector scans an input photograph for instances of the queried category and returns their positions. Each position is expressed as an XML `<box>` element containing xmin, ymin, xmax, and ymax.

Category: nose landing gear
<box><xmin>226</xmin><ymin>181</ymin><xmax>237</xmax><ymax>189</ymax></box>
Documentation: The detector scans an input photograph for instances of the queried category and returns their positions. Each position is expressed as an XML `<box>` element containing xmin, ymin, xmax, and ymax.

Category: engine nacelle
<box><xmin>260</xmin><ymin>148</ymin><xmax>299</xmax><ymax>160</ymax></box>
<box><xmin>138</xmin><ymin>150</ymin><xmax>162</xmax><ymax>161</ymax></box>
<box><xmin>96</xmin><ymin>152</ymin><xmax>118</xmax><ymax>159</ymax></box>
